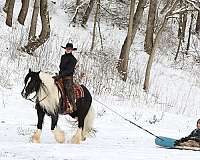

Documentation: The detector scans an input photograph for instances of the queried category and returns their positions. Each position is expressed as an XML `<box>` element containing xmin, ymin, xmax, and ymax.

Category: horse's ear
<box><xmin>29</xmin><ymin>68</ymin><xmax>31</xmax><ymax>73</ymax></box>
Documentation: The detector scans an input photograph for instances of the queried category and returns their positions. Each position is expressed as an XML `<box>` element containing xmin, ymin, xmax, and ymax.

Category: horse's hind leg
<box><xmin>51</xmin><ymin>114</ymin><xmax>65</xmax><ymax>143</ymax></box>
<box><xmin>71</xmin><ymin>127</ymin><xmax>82</xmax><ymax>144</ymax></box>
<box><xmin>71</xmin><ymin>99</ymin><xmax>90</xmax><ymax>144</ymax></box>
<box><xmin>82</xmin><ymin>106</ymin><xmax>95</xmax><ymax>140</ymax></box>
<box><xmin>32</xmin><ymin>104</ymin><xmax>45</xmax><ymax>143</ymax></box>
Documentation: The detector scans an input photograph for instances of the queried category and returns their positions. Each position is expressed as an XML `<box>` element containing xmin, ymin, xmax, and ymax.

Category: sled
<box><xmin>155</xmin><ymin>136</ymin><xmax>200</xmax><ymax>151</ymax></box>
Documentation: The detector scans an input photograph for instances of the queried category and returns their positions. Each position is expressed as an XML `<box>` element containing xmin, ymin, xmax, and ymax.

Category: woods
<box><xmin>3</xmin><ymin>0</ymin><xmax>200</xmax><ymax>91</ymax></box>
<box><xmin>3</xmin><ymin>0</ymin><xmax>50</xmax><ymax>54</ymax></box>
<box><xmin>1</xmin><ymin>1</ymin><xmax>200</xmax><ymax>157</ymax></box>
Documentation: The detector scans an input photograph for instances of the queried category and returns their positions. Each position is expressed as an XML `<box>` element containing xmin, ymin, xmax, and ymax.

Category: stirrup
<box><xmin>68</xmin><ymin>103</ymin><xmax>74</xmax><ymax>112</ymax></box>
<box><xmin>69</xmin><ymin>103</ymin><xmax>77</xmax><ymax>112</ymax></box>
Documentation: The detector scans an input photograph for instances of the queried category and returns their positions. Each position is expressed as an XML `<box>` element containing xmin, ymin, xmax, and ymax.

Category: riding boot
<box><xmin>64</xmin><ymin>78</ymin><xmax>77</xmax><ymax>112</ymax></box>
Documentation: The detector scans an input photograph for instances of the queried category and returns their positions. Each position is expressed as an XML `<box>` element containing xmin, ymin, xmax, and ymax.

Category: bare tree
<box><xmin>71</xmin><ymin>0</ymin><xmax>81</xmax><ymax>24</ymax></box>
<box><xmin>185</xmin><ymin>13</ymin><xmax>194</xmax><ymax>54</ymax></box>
<box><xmin>118</xmin><ymin>0</ymin><xmax>147</xmax><ymax>81</ymax></box>
<box><xmin>160</xmin><ymin>0</ymin><xmax>173</xmax><ymax>14</ymax></box>
<box><xmin>76</xmin><ymin>0</ymin><xmax>80</xmax><ymax>6</ymax></box>
<box><xmin>91</xmin><ymin>0</ymin><xmax>100</xmax><ymax>51</ymax></box>
<box><xmin>144</xmin><ymin>0</ymin><xmax>157</xmax><ymax>55</ymax></box>
<box><xmin>81</xmin><ymin>0</ymin><xmax>95</xmax><ymax>27</ymax></box>
<box><xmin>18</xmin><ymin>0</ymin><xmax>30</xmax><ymax>25</ymax></box>
<box><xmin>29</xmin><ymin>0</ymin><xmax>40</xmax><ymax>40</ymax></box>
<box><xmin>22</xmin><ymin>0</ymin><xmax>50</xmax><ymax>54</ymax></box>
<box><xmin>196</xmin><ymin>11</ymin><xmax>200</xmax><ymax>34</ymax></box>
<box><xmin>3</xmin><ymin>0</ymin><xmax>11</xmax><ymax>13</ymax></box>
<box><xmin>4</xmin><ymin>0</ymin><xmax>50</xmax><ymax>55</ymax></box>
<box><xmin>175</xmin><ymin>0</ymin><xmax>187</xmax><ymax>61</ymax></box>
<box><xmin>143</xmin><ymin>0</ymin><xmax>179</xmax><ymax>91</ymax></box>
<box><xmin>117</xmin><ymin>0</ymin><xmax>136</xmax><ymax>81</ymax></box>
<box><xmin>5</xmin><ymin>0</ymin><xmax>15</xmax><ymax>27</ymax></box>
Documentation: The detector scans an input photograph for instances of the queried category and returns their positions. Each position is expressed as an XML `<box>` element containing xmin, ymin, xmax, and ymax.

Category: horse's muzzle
<box><xmin>21</xmin><ymin>89</ymin><xmax>27</xmax><ymax>99</ymax></box>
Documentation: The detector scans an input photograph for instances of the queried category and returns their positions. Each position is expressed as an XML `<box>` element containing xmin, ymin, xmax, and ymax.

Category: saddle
<box><xmin>53</xmin><ymin>76</ymin><xmax>84</xmax><ymax>114</ymax></box>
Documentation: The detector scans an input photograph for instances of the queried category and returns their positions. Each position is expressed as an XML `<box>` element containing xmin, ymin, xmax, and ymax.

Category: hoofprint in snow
<box><xmin>0</xmin><ymin>87</ymin><xmax>199</xmax><ymax>160</ymax></box>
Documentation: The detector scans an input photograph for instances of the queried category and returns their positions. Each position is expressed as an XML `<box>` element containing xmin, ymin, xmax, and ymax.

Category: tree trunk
<box><xmin>29</xmin><ymin>0</ymin><xmax>40</xmax><ymax>40</ymax></box>
<box><xmin>160</xmin><ymin>0</ymin><xmax>172</xmax><ymax>14</ymax></box>
<box><xmin>91</xmin><ymin>0</ymin><xmax>100</xmax><ymax>51</ymax></box>
<box><xmin>117</xmin><ymin>0</ymin><xmax>136</xmax><ymax>81</ymax></box>
<box><xmin>76</xmin><ymin>0</ymin><xmax>80</xmax><ymax>6</ymax></box>
<box><xmin>74</xmin><ymin>0</ymin><xmax>81</xmax><ymax>23</ymax></box>
<box><xmin>5</xmin><ymin>0</ymin><xmax>15</xmax><ymax>27</ymax></box>
<box><xmin>3</xmin><ymin>0</ymin><xmax>10</xmax><ymax>13</ymax></box>
<box><xmin>185</xmin><ymin>14</ymin><xmax>194</xmax><ymax>54</ymax></box>
<box><xmin>196</xmin><ymin>11</ymin><xmax>200</xmax><ymax>34</ymax></box>
<box><xmin>118</xmin><ymin>0</ymin><xmax>146</xmax><ymax>81</ymax></box>
<box><xmin>71</xmin><ymin>0</ymin><xmax>81</xmax><ymax>24</ymax></box>
<box><xmin>143</xmin><ymin>0</ymin><xmax>179</xmax><ymax>91</ymax></box>
<box><xmin>175</xmin><ymin>0</ymin><xmax>185</xmax><ymax>61</ymax></box>
<box><xmin>177</xmin><ymin>10</ymin><xmax>183</xmax><ymax>38</ymax></box>
<box><xmin>174</xmin><ymin>37</ymin><xmax>182</xmax><ymax>61</ymax></box>
<box><xmin>22</xmin><ymin>0</ymin><xmax>50</xmax><ymax>54</ymax></box>
<box><xmin>98</xmin><ymin>18</ymin><xmax>103</xmax><ymax>50</ymax></box>
<box><xmin>144</xmin><ymin>0</ymin><xmax>157</xmax><ymax>55</ymax></box>
<box><xmin>39</xmin><ymin>0</ymin><xmax>50</xmax><ymax>40</ymax></box>
<box><xmin>182</xmin><ymin>13</ymin><xmax>187</xmax><ymax>40</ymax></box>
<box><xmin>178</xmin><ymin>0</ymin><xmax>187</xmax><ymax>40</ymax></box>
<box><xmin>81</xmin><ymin>0</ymin><xmax>94</xmax><ymax>26</ymax></box>
<box><xmin>18</xmin><ymin>0</ymin><xmax>30</xmax><ymax>25</ymax></box>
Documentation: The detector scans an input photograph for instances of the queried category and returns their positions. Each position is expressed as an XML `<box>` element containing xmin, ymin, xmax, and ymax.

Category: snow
<box><xmin>0</xmin><ymin>0</ymin><xmax>200</xmax><ymax>159</ymax></box>
<box><xmin>0</xmin><ymin>88</ymin><xmax>199</xmax><ymax>159</ymax></box>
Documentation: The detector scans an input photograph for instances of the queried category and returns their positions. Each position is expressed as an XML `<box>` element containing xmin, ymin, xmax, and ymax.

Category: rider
<box><xmin>59</xmin><ymin>43</ymin><xmax>77</xmax><ymax>112</ymax></box>
<box><xmin>175</xmin><ymin>119</ymin><xmax>200</xmax><ymax>147</ymax></box>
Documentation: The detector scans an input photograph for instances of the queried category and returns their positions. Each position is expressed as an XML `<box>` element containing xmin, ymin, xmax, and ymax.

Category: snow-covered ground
<box><xmin>0</xmin><ymin>86</ymin><xmax>199</xmax><ymax>160</ymax></box>
<box><xmin>0</xmin><ymin>1</ymin><xmax>200</xmax><ymax>159</ymax></box>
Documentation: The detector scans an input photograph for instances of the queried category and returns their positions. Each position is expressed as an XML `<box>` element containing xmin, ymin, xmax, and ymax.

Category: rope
<box><xmin>94</xmin><ymin>98</ymin><xmax>163</xmax><ymax>141</ymax></box>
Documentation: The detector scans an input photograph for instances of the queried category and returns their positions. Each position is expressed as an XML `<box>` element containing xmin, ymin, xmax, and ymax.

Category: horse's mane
<box><xmin>37</xmin><ymin>72</ymin><xmax>60</xmax><ymax>114</ymax></box>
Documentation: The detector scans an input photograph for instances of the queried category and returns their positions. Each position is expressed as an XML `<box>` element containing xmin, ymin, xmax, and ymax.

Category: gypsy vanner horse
<box><xmin>21</xmin><ymin>69</ymin><xmax>95</xmax><ymax>144</ymax></box>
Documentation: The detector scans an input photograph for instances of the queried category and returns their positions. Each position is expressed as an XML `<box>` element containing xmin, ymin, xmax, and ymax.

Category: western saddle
<box><xmin>53</xmin><ymin>76</ymin><xmax>84</xmax><ymax>114</ymax></box>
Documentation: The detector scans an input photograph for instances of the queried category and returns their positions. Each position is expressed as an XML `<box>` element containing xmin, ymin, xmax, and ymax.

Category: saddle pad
<box><xmin>73</xmin><ymin>84</ymin><xmax>84</xmax><ymax>100</ymax></box>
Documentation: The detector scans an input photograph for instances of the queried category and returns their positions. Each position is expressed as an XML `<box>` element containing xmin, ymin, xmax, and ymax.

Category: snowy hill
<box><xmin>0</xmin><ymin>1</ymin><xmax>200</xmax><ymax>159</ymax></box>
<box><xmin>0</xmin><ymin>86</ymin><xmax>200</xmax><ymax>159</ymax></box>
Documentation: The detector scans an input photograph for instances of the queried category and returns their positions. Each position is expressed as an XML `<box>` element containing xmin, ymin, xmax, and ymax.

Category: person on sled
<box><xmin>175</xmin><ymin>119</ymin><xmax>200</xmax><ymax>148</ymax></box>
<box><xmin>59</xmin><ymin>42</ymin><xmax>78</xmax><ymax>113</ymax></box>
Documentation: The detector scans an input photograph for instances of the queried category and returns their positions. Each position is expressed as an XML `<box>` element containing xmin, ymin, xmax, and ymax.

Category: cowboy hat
<box><xmin>61</xmin><ymin>43</ymin><xmax>77</xmax><ymax>50</ymax></box>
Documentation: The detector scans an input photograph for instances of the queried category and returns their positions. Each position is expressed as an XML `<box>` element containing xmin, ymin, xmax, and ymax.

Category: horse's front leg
<box><xmin>51</xmin><ymin>114</ymin><xmax>65</xmax><ymax>143</ymax></box>
<box><xmin>32</xmin><ymin>104</ymin><xmax>45</xmax><ymax>143</ymax></box>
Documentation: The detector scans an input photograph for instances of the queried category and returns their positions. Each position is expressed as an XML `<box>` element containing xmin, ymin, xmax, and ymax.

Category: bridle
<box><xmin>27</xmin><ymin>94</ymin><xmax>48</xmax><ymax>103</ymax></box>
<box><xmin>25</xmin><ymin>82</ymin><xmax>48</xmax><ymax>103</ymax></box>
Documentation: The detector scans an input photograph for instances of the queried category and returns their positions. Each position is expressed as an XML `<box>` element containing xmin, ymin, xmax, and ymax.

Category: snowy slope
<box><xmin>0</xmin><ymin>87</ymin><xmax>200</xmax><ymax>160</ymax></box>
<box><xmin>0</xmin><ymin>1</ymin><xmax>200</xmax><ymax>160</ymax></box>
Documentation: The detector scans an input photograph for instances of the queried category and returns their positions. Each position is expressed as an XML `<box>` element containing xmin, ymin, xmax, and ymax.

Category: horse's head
<box><xmin>21</xmin><ymin>69</ymin><xmax>42</xmax><ymax>99</ymax></box>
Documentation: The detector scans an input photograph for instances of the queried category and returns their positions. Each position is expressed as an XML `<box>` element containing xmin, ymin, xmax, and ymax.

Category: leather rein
<box><xmin>26</xmin><ymin>83</ymin><xmax>48</xmax><ymax>103</ymax></box>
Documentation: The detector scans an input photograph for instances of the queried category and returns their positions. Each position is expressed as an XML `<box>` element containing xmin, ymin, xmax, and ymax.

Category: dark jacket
<box><xmin>176</xmin><ymin>128</ymin><xmax>200</xmax><ymax>145</ymax></box>
<box><xmin>59</xmin><ymin>52</ymin><xmax>77</xmax><ymax>77</ymax></box>
<box><xmin>188</xmin><ymin>129</ymin><xmax>200</xmax><ymax>140</ymax></box>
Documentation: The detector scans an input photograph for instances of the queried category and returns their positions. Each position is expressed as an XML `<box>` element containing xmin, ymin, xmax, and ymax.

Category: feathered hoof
<box><xmin>71</xmin><ymin>135</ymin><xmax>81</xmax><ymax>144</ymax></box>
<box><xmin>53</xmin><ymin>129</ymin><xmax>65</xmax><ymax>143</ymax></box>
<box><xmin>32</xmin><ymin>130</ymin><xmax>41</xmax><ymax>143</ymax></box>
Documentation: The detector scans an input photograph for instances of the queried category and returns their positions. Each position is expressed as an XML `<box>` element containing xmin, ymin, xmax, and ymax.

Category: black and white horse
<box><xmin>21</xmin><ymin>69</ymin><xmax>95</xmax><ymax>144</ymax></box>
